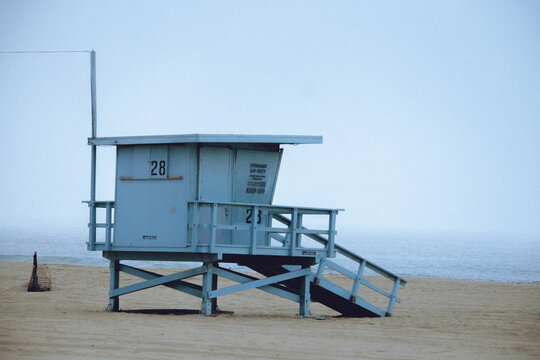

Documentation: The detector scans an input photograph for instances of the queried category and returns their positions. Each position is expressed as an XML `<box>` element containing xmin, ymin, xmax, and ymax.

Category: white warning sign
<box><xmin>233</xmin><ymin>150</ymin><xmax>280</xmax><ymax>204</ymax></box>
<box><xmin>246</xmin><ymin>163</ymin><xmax>267</xmax><ymax>194</ymax></box>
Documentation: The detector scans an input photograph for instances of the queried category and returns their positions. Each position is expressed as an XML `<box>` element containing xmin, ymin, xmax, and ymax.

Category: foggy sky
<box><xmin>1</xmin><ymin>1</ymin><xmax>539</xmax><ymax>237</ymax></box>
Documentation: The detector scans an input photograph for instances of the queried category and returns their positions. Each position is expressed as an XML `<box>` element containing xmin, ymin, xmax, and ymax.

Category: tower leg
<box><xmin>299</xmin><ymin>270</ymin><xmax>311</xmax><ymax>316</ymax></box>
<box><xmin>201</xmin><ymin>263</ymin><xmax>214</xmax><ymax>315</ymax></box>
<box><xmin>108</xmin><ymin>259</ymin><xmax>120</xmax><ymax>311</ymax></box>
<box><xmin>211</xmin><ymin>269</ymin><xmax>219</xmax><ymax>313</ymax></box>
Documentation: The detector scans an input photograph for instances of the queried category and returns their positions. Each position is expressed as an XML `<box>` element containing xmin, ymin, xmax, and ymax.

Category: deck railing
<box><xmin>84</xmin><ymin>200</ymin><xmax>114</xmax><ymax>250</ymax></box>
<box><xmin>187</xmin><ymin>201</ymin><xmax>340</xmax><ymax>257</ymax></box>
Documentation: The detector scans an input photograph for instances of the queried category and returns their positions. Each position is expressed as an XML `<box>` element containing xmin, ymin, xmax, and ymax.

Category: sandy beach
<box><xmin>0</xmin><ymin>261</ymin><xmax>538</xmax><ymax>359</ymax></box>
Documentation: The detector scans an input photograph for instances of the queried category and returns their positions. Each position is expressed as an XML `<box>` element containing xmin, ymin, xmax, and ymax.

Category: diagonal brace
<box><xmin>119</xmin><ymin>264</ymin><xmax>202</xmax><ymax>298</ymax></box>
<box><xmin>208</xmin><ymin>268</ymin><xmax>311</xmax><ymax>299</ymax></box>
<box><xmin>111</xmin><ymin>266</ymin><xmax>205</xmax><ymax>297</ymax></box>
<box><xmin>212</xmin><ymin>266</ymin><xmax>301</xmax><ymax>303</ymax></box>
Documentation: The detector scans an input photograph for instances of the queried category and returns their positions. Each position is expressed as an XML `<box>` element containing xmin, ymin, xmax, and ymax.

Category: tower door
<box><xmin>113</xmin><ymin>145</ymin><xmax>189</xmax><ymax>248</ymax></box>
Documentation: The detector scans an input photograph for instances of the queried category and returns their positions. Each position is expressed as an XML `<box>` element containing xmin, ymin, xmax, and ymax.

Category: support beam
<box><xmin>314</xmin><ymin>258</ymin><xmax>326</xmax><ymax>285</ymax></box>
<box><xmin>201</xmin><ymin>263</ymin><xmax>214</xmax><ymax>315</ymax></box>
<box><xmin>299</xmin><ymin>269</ymin><xmax>311</xmax><ymax>316</ymax></box>
<box><xmin>118</xmin><ymin>264</ymin><xmax>202</xmax><ymax>298</ymax></box>
<box><xmin>110</xmin><ymin>266</ymin><xmax>205</xmax><ymax>298</ymax></box>
<box><xmin>209</xmin><ymin>268</ymin><xmax>311</xmax><ymax>299</ymax></box>
<box><xmin>212</xmin><ymin>266</ymin><xmax>301</xmax><ymax>303</ymax></box>
<box><xmin>108</xmin><ymin>260</ymin><xmax>119</xmax><ymax>311</ymax></box>
<box><xmin>211</xmin><ymin>269</ymin><xmax>219</xmax><ymax>313</ymax></box>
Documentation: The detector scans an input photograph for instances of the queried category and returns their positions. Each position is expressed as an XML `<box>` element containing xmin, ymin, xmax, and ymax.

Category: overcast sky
<box><xmin>1</xmin><ymin>1</ymin><xmax>539</xmax><ymax>238</ymax></box>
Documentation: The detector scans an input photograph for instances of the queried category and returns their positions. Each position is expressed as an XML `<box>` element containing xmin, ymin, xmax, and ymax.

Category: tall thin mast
<box><xmin>89</xmin><ymin>50</ymin><xmax>97</xmax><ymax>249</ymax></box>
<box><xmin>90</xmin><ymin>50</ymin><xmax>97</xmax><ymax>138</ymax></box>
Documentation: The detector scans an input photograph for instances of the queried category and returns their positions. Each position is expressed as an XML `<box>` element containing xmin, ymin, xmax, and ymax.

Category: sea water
<box><xmin>1</xmin><ymin>224</ymin><xmax>538</xmax><ymax>283</ymax></box>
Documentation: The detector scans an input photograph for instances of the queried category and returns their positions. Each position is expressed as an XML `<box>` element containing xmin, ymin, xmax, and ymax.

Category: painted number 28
<box><xmin>150</xmin><ymin>160</ymin><xmax>166</xmax><ymax>176</ymax></box>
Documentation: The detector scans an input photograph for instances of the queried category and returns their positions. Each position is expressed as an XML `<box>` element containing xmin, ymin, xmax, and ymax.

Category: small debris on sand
<box><xmin>27</xmin><ymin>252</ymin><xmax>51</xmax><ymax>292</ymax></box>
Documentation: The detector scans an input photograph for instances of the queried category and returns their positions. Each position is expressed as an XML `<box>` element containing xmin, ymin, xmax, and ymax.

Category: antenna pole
<box><xmin>89</xmin><ymin>50</ymin><xmax>97</xmax><ymax>249</ymax></box>
<box><xmin>90</xmin><ymin>50</ymin><xmax>97</xmax><ymax>138</ymax></box>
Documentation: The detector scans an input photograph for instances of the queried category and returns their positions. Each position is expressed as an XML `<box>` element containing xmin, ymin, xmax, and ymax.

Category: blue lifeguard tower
<box><xmin>85</xmin><ymin>134</ymin><xmax>406</xmax><ymax>317</ymax></box>
<box><xmin>83</xmin><ymin>51</ymin><xmax>405</xmax><ymax>317</ymax></box>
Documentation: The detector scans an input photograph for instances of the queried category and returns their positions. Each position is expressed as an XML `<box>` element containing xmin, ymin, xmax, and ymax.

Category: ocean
<box><xmin>1</xmin><ymin>224</ymin><xmax>538</xmax><ymax>284</ymax></box>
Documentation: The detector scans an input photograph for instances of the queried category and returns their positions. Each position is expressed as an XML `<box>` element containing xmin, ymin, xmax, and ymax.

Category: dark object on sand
<box><xmin>27</xmin><ymin>252</ymin><xmax>51</xmax><ymax>292</ymax></box>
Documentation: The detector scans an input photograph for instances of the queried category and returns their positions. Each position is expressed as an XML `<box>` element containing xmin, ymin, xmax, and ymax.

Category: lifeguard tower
<box><xmin>85</xmin><ymin>134</ymin><xmax>407</xmax><ymax>317</ymax></box>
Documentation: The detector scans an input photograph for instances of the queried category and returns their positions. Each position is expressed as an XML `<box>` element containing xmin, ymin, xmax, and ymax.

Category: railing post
<box><xmin>295</xmin><ymin>212</ymin><xmax>303</xmax><ymax>248</ymax></box>
<box><xmin>350</xmin><ymin>259</ymin><xmax>366</xmax><ymax>302</ymax></box>
<box><xmin>88</xmin><ymin>202</ymin><xmax>96</xmax><ymax>250</ymax></box>
<box><xmin>210</xmin><ymin>203</ymin><xmax>218</xmax><ymax>253</ymax></box>
<box><xmin>386</xmin><ymin>277</ymin><xmax>401</xmax><ymax>317</ymax></box>
<box><xmin>105</xmin><ymin>202</ymin><xmax>112</xmax><ymax>250</ymax></box>
<box><xmin>191</xmin><ymin>202</ymin><xmax>199</xmax><ymax>250</ymax></box>
<box><xmin>250</xmin><ymin>205</ymin><xmax>258</xmax><ymax>255</ymax></box>
<box><xmin>264</xmin><ymin>209</ymin><xmax>271</xmax><ymax>246</ymax></box>
<box><xmin>290</xmin><ymin>208</ymin><xmax>298</xmax><ymax>256</ymax></box>
<box><xmin>327</xmin><ymin>210</ymin><xmax>336</xmax><ymax>258</ymax></box>
<box><xmin>281</xmin><ymin>213</ymin><xmax>290</xmax><ymax>248</ymax></box>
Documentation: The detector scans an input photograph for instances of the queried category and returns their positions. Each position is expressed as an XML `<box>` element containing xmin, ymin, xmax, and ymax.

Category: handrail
<box><xmin>272</xmin><ymin>213</ymin><xmax>406</xmax><ymax>316</ymax></box>
<box><xmin>192</xmin><ymin>200</ymin><xmax>343</xmax><ymax>213</ymax></box>
<box><xmin>272</xmin><ymin>213</ymin><xmax>406</xmax><ymax>286</ymax></box>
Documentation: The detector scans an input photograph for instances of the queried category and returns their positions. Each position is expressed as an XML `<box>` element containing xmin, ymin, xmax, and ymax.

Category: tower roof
<box><xmin>88</xmin><ymin>134</ymin><xmax>322</xmax><ymax>146</ymax></box>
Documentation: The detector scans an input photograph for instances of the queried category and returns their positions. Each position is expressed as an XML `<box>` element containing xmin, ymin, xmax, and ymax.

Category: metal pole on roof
<box><xmin>90</xmin><ymin>50</ymin><xmax>97</xmax><ymax>202</ymax></box>
<box><xmin>90</xmin><ymin>50</ymin><xmax>97</xmax><ymax>138</ymax></box>
<box><xmin>89</xmin><ymin>50</ymin><xmax>97</xmax><ymax>249</ymax></box>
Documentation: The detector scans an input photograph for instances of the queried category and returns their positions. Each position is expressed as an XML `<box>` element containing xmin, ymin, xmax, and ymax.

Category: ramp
<box><xmin>246</xmin><ymin>263</ymin><xmax>379</xmax><ymax>317</ymax></box>
<box><xmin>246</xmin><ymin>214</ymin><xmax>407</xmax><ymax>317</ymax></box>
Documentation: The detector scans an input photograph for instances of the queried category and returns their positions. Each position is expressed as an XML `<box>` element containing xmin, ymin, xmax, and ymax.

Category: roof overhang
<box><xmin>88</xmin><ymin>134</ymin><xmax>323</xmax><ymax>146</ymax></box>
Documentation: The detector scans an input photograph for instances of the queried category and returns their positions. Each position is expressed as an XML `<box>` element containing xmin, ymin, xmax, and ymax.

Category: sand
<box><xmin>0</xmin><ymin>261</ymin><xmax>539</xmax><ymax>359</ymax></box>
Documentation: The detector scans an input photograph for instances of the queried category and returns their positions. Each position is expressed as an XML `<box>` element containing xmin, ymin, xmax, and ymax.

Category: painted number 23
<box><xmin>245</xmin><ymin>209</ymin><xmax>262</xmax><ymax>224</ymax></box>
<box><xmin>150</xmin><ymin>160</ymin><xmax>166</xmax><ymax>176</ymax></box>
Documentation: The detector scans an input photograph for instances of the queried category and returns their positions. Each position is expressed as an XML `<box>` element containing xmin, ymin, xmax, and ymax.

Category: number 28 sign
<box><xmin>150</xmin><ymin>160</ymin><xmax>167</xmax><ymax>177</ymax></box>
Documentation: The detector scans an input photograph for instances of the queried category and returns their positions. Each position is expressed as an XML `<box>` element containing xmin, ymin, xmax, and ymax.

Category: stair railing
<box><xmin>272</xmin><ymin>213</ymin><xmax>407</xmax><ymax>316</ymax></box>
